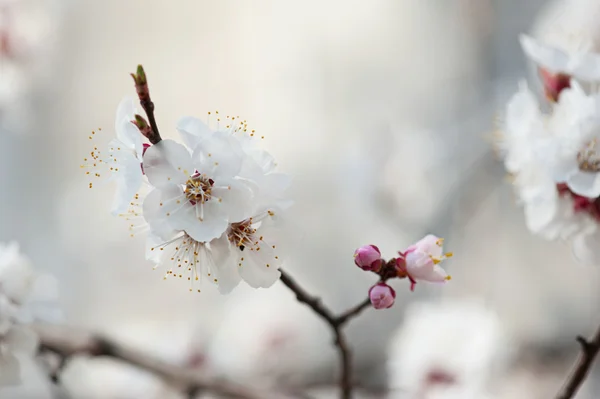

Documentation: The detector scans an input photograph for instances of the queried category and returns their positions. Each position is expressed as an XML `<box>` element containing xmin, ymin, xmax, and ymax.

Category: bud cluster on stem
<box><xmin>354</xmin><ymin>235</ymin><xmax>453</xmax><ymax>310</ymax></box>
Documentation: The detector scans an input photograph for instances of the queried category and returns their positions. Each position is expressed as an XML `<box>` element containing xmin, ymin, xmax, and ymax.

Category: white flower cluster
<box><xmin>85</xmin><ymin>100</ymin><xmax>292</xmax><ymax>294</ymax></box>
<box><xmin>0</xmin><ymin>242</ymin><xmax>57</xmax><ymax>386</ymax></box>
<box><xmin>499</xmin><ymin>34</ymin><xmax>600</xmax><ymax>263</ymax></box>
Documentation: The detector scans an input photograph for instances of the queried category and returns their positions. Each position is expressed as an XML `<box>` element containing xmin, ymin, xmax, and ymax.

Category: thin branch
<box><xmin>336</xmin><ymin>298</ymin><xmax>371</xmax><ymax>327</ymax></box>
<box><xmin>279</xmin><ymin>270</ymin><xmax>372</xmax><ymax>399</ymax></box>
<box><xmin>556</xmin><ymin>325</ymin><xmax>600</xmax><ymax>399</ymax></box>
<box><xmin>131</xmin><ymin>65</ymin><xmax>162</xmax><ymax>144</ymax></box>
<box><xmin>34</xmin><ymin>324</ymin><xmax>291</xmax><ymax>399</ymax></box>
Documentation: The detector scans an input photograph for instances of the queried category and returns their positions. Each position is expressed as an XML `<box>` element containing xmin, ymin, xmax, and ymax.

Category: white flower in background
<box><xmin>499</xmin><ymin>81</ymin><xmax>599</xmax><ymax>245</ymax></box>
<box><xmin>0</xmin><ymin>242</ymin><xmax>58</xmax><ymax>386</ymax></box>
<box><xmin>539</xmin><ymin>83</ymin><xmax>600</xmax><ymax>197</ymax></box>
<box><xmin>82</xmin><ymin>97</ymin><xmax>146</xmax><ymax>215</ymax></box>
<box><xmin>520</xmin><ymin>34</ymin><xmax>600</xmax><ymax>82</ymax></box>
<box><xmin>142</xmin><ymin>138</ymin><xmax>253</xmax><ymax>243</ymax></box>
<box><xmin>0</xmin><ymin>0</ymin><xmax>60</xmax><ymax>132</ymax></box>
<box><xmin>500</xmin><ymin>82</ymin><xmax>546</xmax><ymax>174</ymax></box>
<box><xmin>207</xmin><ymin>286</ymin><xmax>331</xmax><ymax>390</ymax></box>
<box><xmin>387</xmin><ymin>300</ymin><xmax>509</xmax><ymax>399</ymax></box>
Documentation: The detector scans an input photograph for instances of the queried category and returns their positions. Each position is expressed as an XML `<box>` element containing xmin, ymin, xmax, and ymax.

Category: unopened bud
<box><xmin>354</xmin><ymin>245</ymin><xmax>382</xmax><ymax>272</ymax></box>
<box><xmin>131</xmin><ymin>64</ymin><xmax>150</xmax><ymax>101</ymax></box>
<box><xmin>133</xmin><ymin>114</ymin><xmax>152</xmax><ymax>138</ymax></box>
<box><xmin>368</xmin><ymin>283</ymin><xmax>396</xmax><ymax>309</ymax></box>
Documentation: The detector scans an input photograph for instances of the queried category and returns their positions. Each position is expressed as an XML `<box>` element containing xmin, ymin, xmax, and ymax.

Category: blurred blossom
<box><xmin>206</xmin><ymin>285</ymin><xmax>332</xmax><ymax>390</ymax></box>
<box><xmin>0</xmin><ymin>242</ymin><xmax>59</xmax><ymax>386</ymax></box>
<box><xmin>0</xmin><ymin>0</ymin><xmax>61</xmax><ymax>132</ymax></box>
<box><xmin>387</xmin><ymin>300</ymin><xmax>510</xmax><ymax>399</ymax></box>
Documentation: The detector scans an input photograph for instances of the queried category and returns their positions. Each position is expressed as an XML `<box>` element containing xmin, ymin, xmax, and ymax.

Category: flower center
<box><xmin>184</xmin><ymin>173</ymin><xmax>214</xmax><ymax>205</ymax></box>
<box><xmin>577</xmin><ymin>139</ymin><xmax>600</xmax><ymax>172</ymax></box>
<box><xmin>227</xmin><ymin>219</ymin><xmax>257</xmax><ymax>251</ymax></box>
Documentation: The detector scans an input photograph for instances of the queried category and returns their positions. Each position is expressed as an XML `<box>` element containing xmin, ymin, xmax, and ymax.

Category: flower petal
<box><xmin>519</xmin><ymin>34</ymin><xmax>569</xmax><ymax>73</ymax></box>
<box><xmin>207</xmin><ymin>235</ymin><xmax>241</xmax><ymax>294</ymax></box>
<box><xmin>568</xmin><ymin>52</ymin><xmax>600</xmax><ymax>81</ymax></box>
<box><xmin>212</xmin><ymin>178</ymin><xmax>254</xmax><ymax>222</ymax></box>
<box><xmin>237</xmin><ymin>241</ymin><xmax>282</xmax><ymax>289</ymax></box>
<box><xmin>110</xmin><ymin>152</ymin><xmax>144</xmax><ymax>216</ymax></box>
<box><xmin>567</xmin><ymin>171</ymin><xmax>600</xmax><ymax>198</ymax></box>
<box><xmin>143</xmin><ymin>139</ymin><xmax>192</xmax><ymax>187</ymax></box>
<box><xmin>163</xmin><ymin>190</ymin><xmax>228</xmax><ymax>242</ymax></box>
<box><xmin>405</xmin><ymin>252</ymin><xmax>448</xmax><ymax>283</ymax></box>
<box><xmin>177</xmin><ymin>116</ymin><xmax>213</xmax><ymax>150</ymax></box>
<box><xmin>143</xmin><ymin>188</ymin><xmax>178</xmax><ymax>241</ymax></box>
<box><xmin>192</xmin><ymin>132</ymin><xmax>243</xmax><ymax>179</ymax></box>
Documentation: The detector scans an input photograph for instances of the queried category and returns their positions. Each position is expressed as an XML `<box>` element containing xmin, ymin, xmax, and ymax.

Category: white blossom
<box><xmin>82</xmin><ymin>97</ymin><xmax>145</xmax><ymax>216</ymax></box>
<box><xmin>520</xmin><ymin>33</ymin><xmax>600</xmax><ymax>82</ymax></box>
<box><xmin>387</xmin><ymin>300</ymin><xmax>509</xmax><ymax>399</ymax></box>
<box><xmin>0</xmin><ymin>242</ymin><xmax>58</xmax><ymax>386</ymax></box>
<box><xmin>142</xmin><ymin>137</ymin><xmax>253</xmax><ymax>243</ymax></box>
<box><xmin>500</xmin><ymin>82</ymin><xmax>598</xmax><ymax>244</ymax></box>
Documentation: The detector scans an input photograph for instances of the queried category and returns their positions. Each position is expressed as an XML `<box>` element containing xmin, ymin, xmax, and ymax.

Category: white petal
<box><xmin>519</xmin><ymin>34</ymin><xmax>569</xmax><ymax>72</ymax></box>
<box><xmin>524</xmin><ymin>198</ymin><xmax>558</xmax><ymax>234</ymax></box>
<box><xmin>238</xmin><ymin>240</ymin><xmax>282</xmax><ymax>288</ymax></box>
<box><xmin>177</xmin><ymin>116</ymin><xmax>213</xmax><ymax>150</ymax></box>
<box><xmin>567</xmin><ymin>172</ymin><xmax>600</xmax><ymax>197</ymax></box>
<box><xmin>142</xmin><ymin>188</ymin><xmax>178</xmax><ymax>241</ymax></box>
<box><xmin>165</xmin><ymin>194</ymin><xmax>228</xmax><ymax>242</ymax></box>
<box><xmin>207</xmin><ymin>235</ymin><xmax>241</xmax><ymax>294</ymax></box>
<box><xmin>119</xmin><ymin>121</ymin><xmax>144</xmax><ymax>156</ymax></box>
<box><xmin>115</xmin><ymin>97</ymin><xmax>136</xmax><ymax>133</ymax></box>
<box><xmin>568</xmin><ymin>52</ymin><xmax>600</xmax><ymax>81</ymax></box>
<box><xmin>110</xmin><ymin>153</ymin><xmax>144</xmax><ymax>216</ymax></box>
<box><xmin>4</xmin><ymin>326</ymin><xmax>38</xmax><ymax>354</ymax></box>
<box><xmin>414</xmin><ymin>234</ymin><xmax>443</xmax><ymax>258</ymax></box>
<box><xmin>192</xmin><ymin>133</ymin><xmax>243</xmax><ymax>179</ymax></box>
<box><xmin>212</xmin><ymin>178</ymin><xmax>254</xmax><ymax>222</ymax></box>
<box><xmin>143</xmin><ymin>140</ymin><xmax>192</xmax><ymax>188</ymax></box>
<box><xmin>0</xmin><ymin>351</ymin><xmax>20</xmax><ymax>386</ymax></box>
<box><xmin>405</xmin><ymin>252</ymin><xmax>448</xmax><ymax>283</ymax></box>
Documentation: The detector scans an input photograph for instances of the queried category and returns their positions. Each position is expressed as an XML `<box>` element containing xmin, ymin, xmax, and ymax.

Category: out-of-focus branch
<box><xmin>279</xmin><ymin>270</ymin><xmax>372</xmax><ymax>399</ymax></box>
<box><xmin>556</xmin><ymin>325</ymin><xmax>600</xmax><ymax>399</ymax></box>
<box><xmin>34</xmin><ymin>324</ymin><xmax>290</xmax><ymax>399</ymax></box>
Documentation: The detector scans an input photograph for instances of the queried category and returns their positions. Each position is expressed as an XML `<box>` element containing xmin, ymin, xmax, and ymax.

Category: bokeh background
<box><xmin>1</xmin><ymin>0</ymin><xmax>600</xmax><ymax>398</ymax></box>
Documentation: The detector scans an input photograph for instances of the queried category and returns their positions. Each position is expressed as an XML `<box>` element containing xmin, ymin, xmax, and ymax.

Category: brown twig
<box><xmin>131</xmin><ymin>65</ymin><xmax>162</xmax><ymax>144</ymax></box>
<box><xmin>34</xmin><ymin>324</ymin><xmax>293</xmax><ymax>399</ymax></box>
<box><xmin>279</xmin><ymin>270</ymin><xmax>372</xmax><ymax>399</ymax></box>
<box><xmin>556</xmin><ymin>325</ymin><xmax>600</xmax><ymax>399</ymax></box>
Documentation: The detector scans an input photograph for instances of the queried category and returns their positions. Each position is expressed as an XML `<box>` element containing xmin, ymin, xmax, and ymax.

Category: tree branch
<box><xmin>279</xmin><ymin>270</ymin><xmax>372</xmax><ymax>399</ymax></box>
<box><xmin>556</xmin><ymin>324</ymin><xmax>600</xmax><ymax>399</ymax></box>
<box><xmin>34</xmin><ymin>324</ymin><xmax>291</xmax><ymax>399</ymax></box>
<box><xmin>131</xmin><ymin>65</ymin><xmax>162</xmax><ymax>144</ymax></box>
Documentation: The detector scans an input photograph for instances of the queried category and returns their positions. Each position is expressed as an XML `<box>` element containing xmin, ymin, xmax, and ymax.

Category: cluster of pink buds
<box><xmin>354</xmin><ymin>235</ymin><xmax>453</xmax><ymax>310</ymax></box>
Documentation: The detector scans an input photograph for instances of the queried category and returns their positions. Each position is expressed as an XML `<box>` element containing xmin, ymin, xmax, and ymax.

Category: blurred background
<box><xmin>1</xmin><ymin>0</ymin><xmax>600</xmax><ymax>398</ymax></box>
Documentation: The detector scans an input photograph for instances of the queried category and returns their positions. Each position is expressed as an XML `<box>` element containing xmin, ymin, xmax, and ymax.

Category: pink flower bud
<box><xmin>368</xmin><ymin>283</ymin><xmax>396</xmax><ymax>309</ymax></box>
<box><xmin>354</xmin><ymin>245</ymin><xmax>382</xmax><ymax>271</ymax></box>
